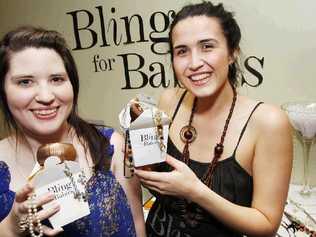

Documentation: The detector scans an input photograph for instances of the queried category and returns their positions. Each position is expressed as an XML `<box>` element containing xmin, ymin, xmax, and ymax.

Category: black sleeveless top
<box><xmin>146</xmin><ymin>92</ymin><xmax>263</xmax><ymax>237</ymax></box>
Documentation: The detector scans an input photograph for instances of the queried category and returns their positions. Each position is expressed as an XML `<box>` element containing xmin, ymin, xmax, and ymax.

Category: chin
<box><xmin>34</xmin><ymin>127</ymin><xmax>62</xmax><ymax>136</ymax></box>
<box><xmin>29</xmin><ymin>123</ymin><xmax>67</xmax><ymax>138</ymax></box>
<box><xmin>189</xmin><ymin>87</ymin><xmax>217</xmax><ymax>98</ymax></box>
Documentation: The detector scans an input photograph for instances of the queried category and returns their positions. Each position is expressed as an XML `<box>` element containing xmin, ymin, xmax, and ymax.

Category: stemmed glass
<box><xmin>282</xmin><ymin>102</ymin><xmax>316</xmax><ymax>197</ymax></box>
<box><xmin>281</xmin><ymin>101</ymin><xmax>316</xmax><ymax>237</ymax></box>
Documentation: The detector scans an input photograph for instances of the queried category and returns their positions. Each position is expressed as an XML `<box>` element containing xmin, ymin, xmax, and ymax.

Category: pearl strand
<box><xmin>27</xmin><ymin>194</ymin><xmax>43</xmax><ymax>237</ymax></box>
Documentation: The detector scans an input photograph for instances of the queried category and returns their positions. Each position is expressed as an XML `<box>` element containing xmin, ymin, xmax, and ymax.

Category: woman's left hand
<box><xmin>135</xmin><ymin>155</ymin><xmax>201</xmax><ymax>200</ymax></box>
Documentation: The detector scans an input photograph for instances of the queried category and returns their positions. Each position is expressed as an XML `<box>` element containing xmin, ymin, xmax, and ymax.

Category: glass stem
<box><xmin>300</xmin><ymin>138</ymin><xmax>313</xmax><ymax>195</ymax></box>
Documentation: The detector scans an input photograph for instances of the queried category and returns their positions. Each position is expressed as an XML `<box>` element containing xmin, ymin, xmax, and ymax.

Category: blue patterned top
<box><xmin>0</xmin><ymin>127</ymin><xmax>136</xmax><ymax>237</ymax></box>
<box><xmin>0</xmin><ymin>161</ymin><xmax>15</xmax><ymax>220</ymax></box>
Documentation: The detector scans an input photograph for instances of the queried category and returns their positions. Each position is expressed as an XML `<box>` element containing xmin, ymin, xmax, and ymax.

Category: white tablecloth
<box><xmin>277</xmin><ymin>184</ymin><xmax>316</xmax><ymax>236</ymax></box>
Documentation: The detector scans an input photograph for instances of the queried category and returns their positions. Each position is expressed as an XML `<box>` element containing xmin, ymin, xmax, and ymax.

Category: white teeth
<box><xmin>33</xmin><ymin>108</ymin><xmax>57</xmax><ymax>116</ymax></box>
<box><xmin>190</xmin><ymin>73</ymin><xmax>210</xmax><ymax>81</ymax></box>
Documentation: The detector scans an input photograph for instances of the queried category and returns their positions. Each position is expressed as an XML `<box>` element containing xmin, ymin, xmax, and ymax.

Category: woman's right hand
<box><xmin>11</xmin><ymin>183</ymin><xmax>62</xmax><ymax>236</ymax></box>
<box><xmin>135</xmin><ymin>155</ymin><xmax>202</xmax><ymax>200</ymax></box>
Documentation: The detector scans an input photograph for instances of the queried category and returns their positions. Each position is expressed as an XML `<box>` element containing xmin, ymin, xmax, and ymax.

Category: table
<box><xmin>277</xmin><ymin>184</ymin><xmax>316</xmax><ymax>236</ymax></box>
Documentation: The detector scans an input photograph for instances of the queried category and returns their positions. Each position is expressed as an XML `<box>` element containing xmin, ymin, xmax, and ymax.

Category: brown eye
<box><xmin>51</xmin><ymin>76</ymin><xmax>65</xmax><ymax>84</ymax></box>
<box><xmin>175</xmin><ymin>48</ymin><xmax>187</xmax><ymax>56</ymax></box>
<box><xmin>202</xmin><ymin>43</ymin><xmax>214</xmax><ymax>50</ymax></box>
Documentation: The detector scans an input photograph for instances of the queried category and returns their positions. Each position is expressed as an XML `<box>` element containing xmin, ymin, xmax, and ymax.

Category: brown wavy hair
<box><xmin>0</xmin><ymin>26</ymin><xmax>111</xmax><ymax>171</ymax></box>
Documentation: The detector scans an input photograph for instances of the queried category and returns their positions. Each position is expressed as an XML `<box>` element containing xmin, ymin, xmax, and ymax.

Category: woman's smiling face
<box><xmin>4</xmin><ymin>47</ymin><xmax>74</xmax><ymax>138</ymax></box>
<box><xmin>171</xmin><ymin>16</ymin><xmax>234</xmax><ymax>98</ymax></box>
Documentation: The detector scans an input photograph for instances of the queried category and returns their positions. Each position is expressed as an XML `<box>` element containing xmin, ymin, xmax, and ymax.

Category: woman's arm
<box><xmin>194</xmin><ymin>105</ymin><xmax>292</xmax><ymax>236</ymax></box>
<box><xmin>110</xmin><ymin>131</ymin><xmax>146</xmax><ymax>237</ymax></box>
<box><xmin>136</xmin><ymin>104</ymin><xmax>292</xmax><ymax>236</ymax></box>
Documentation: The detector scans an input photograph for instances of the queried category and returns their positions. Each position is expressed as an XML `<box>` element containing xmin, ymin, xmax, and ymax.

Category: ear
<box><xmin>229</xmin><ymin>48</ymin><xmax>240</xmax><ymax>65</ymax></box>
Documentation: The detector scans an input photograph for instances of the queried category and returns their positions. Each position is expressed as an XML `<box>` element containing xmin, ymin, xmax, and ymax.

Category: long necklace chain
<box><xmin>180</xmin><ymin>90</ymin><xmax>237</xmax><ymax>187</ymax></box>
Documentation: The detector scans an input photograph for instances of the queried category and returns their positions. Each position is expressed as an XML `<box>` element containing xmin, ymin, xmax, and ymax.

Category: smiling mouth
<box><xmin>189</xmin><ymin>72</ymin><xmax>212</xmax><ymax>86</ymax></box>
<box><xmin>31</xmin><ymin>107</ymin><xmax>59</xmax><ymax>119</ymax></box>
<box><xmin>189</xmin><ymin>73</ymin><xmax>211</xmax><ymax>81</ymax></box>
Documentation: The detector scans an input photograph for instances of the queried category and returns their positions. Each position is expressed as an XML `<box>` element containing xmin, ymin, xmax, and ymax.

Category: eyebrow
<box><xmin>11</xmin><ymin>74</ymin><xmax>34</xmax><ymax>80</ymax></box>
<box><xmin>173</xmin><ymin>44</ymin><xmax>187</xmax><ymax>50</ymax></box>
<box><xmin>50</xmin><ymin>73</ymin><xmax>67</xmax><ymax>77</ymax></box>
<box><xmin>199</xmin><ymin>38</ymin><xmax>218</xmax><ymax>44</ymax></box>
<box><xmin>10</xmin><ymin>72</ymin><xmax>67</xmax><ymax>80</ymax></box>
<box><xmin>173</xmin><ymin>38</ymin><xmax>219</xmax><ymax>49</ymax></box>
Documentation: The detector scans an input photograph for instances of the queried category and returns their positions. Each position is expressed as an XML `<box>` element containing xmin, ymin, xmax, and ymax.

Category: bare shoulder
<box><xmin>158</xmin><ymin>88</ymin><xmax>186</xmax><ymax>116</ymax></box>
<box><xmin>251</xmin><ymin>102</ymin><xmax>291</xmax><ymax>136</ymax></box>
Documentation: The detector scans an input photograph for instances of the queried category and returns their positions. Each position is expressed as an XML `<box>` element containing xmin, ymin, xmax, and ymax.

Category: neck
<box><xmin>195</xmin><ymin>82</ymin><xmax>236</xmax><ymax>117</ymax></box>
<box><xmin>17</xmin><ymin>123</ymin><xmax>74</xmax><ymax>153</ymax></box>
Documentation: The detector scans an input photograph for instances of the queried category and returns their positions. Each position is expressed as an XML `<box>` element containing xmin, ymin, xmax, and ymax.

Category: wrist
<box><xmin>186</xmin><ymin>178</ymin><xmax>205</xmax><ymax>202</ymax></box>
<box><xmin>9</xmin><ymin>205</ymin><xmax>25</xmax><ymax>236</ymax></box>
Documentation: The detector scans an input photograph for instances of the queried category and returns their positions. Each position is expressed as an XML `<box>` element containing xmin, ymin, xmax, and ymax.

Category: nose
<box><xmin>189</xmin><ymin>50</ymin><xmax>203</xmax><ymax>70</ymax></box>
<box><xmin>35</xmin><ymin>84</ymin><xmax>55</xmax><ymax>104</ymax></box>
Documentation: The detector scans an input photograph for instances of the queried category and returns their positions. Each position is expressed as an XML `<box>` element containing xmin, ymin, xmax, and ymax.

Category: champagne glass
<box><xmin>282</xmin><ymin>102</ymin><xmax>316</xmax><ymax>196</ymax></box>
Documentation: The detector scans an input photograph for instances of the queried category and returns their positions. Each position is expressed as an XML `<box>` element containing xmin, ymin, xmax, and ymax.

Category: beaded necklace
<box><xmin>180</xmin><ymin>89</ymin><xmax>237</xmax><ymax>186</ymax></box>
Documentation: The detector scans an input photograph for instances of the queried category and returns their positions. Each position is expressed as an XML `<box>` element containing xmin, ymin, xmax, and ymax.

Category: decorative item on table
<box><xmin>119</xmin><ymin>94</ymin><xmax>170</xmax><ymax>177</ymax></box>
<box><xmin>28</xmin><ymin>143</ymin><xmax>90</xmax><ymax>231</ymax></box>
<box><xmin>277</xmin><ymin>199</ymin><xmax>316</xmax><ymax>237</ymax></box>
<box><xmin>282</xmin><ymin>102</ymin><xmax>316</xmax><ymax>203</ymax></box>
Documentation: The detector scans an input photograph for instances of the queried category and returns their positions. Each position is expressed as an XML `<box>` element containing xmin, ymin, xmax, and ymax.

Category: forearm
<box><xmin>0</xmin><ymin>210</ymin><xmax>21</xmax><ymax>237</ymax></box>
<box><xmin>131</xmin><ymin>196</ymin><xmax>146</xmax><ymax>237</ymax></box>
<box><xmin>110</xmin><ymin>131</ymin><xmax>147</xmax><ymax>236</ymax></box>
<box><xmin>191</xmin><ymin>181</ymin><xmax>278</xmax><ymax>237</ymax></box>
<box><xmin>122</xmin><ymin>178</ymin><xmax>146</xmax><ymax>237</ymax></box>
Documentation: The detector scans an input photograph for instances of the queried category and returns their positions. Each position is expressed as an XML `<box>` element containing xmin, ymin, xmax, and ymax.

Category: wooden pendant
<box><xmin>180</xmin><ymin>125</ymin><xmax>197</xmax><ymax>143</ymax></box>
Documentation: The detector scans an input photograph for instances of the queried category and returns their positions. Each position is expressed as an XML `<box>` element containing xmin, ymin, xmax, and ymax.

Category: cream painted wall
<box><xmin>0</xmin><ymin>0</ymin><xmax>315</xmax><ymax>185</ymax></box>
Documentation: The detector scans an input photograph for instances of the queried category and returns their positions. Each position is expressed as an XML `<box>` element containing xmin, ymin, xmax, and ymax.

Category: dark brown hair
<box><xmin>0</xmin><ymin>26</ymin><xmax>110</xmax><ymax>171</ymax></box>
<box><xmin>169</xmin><ymin>1</ymin><xmax>242</xmax><ymax>88</ymax></box>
